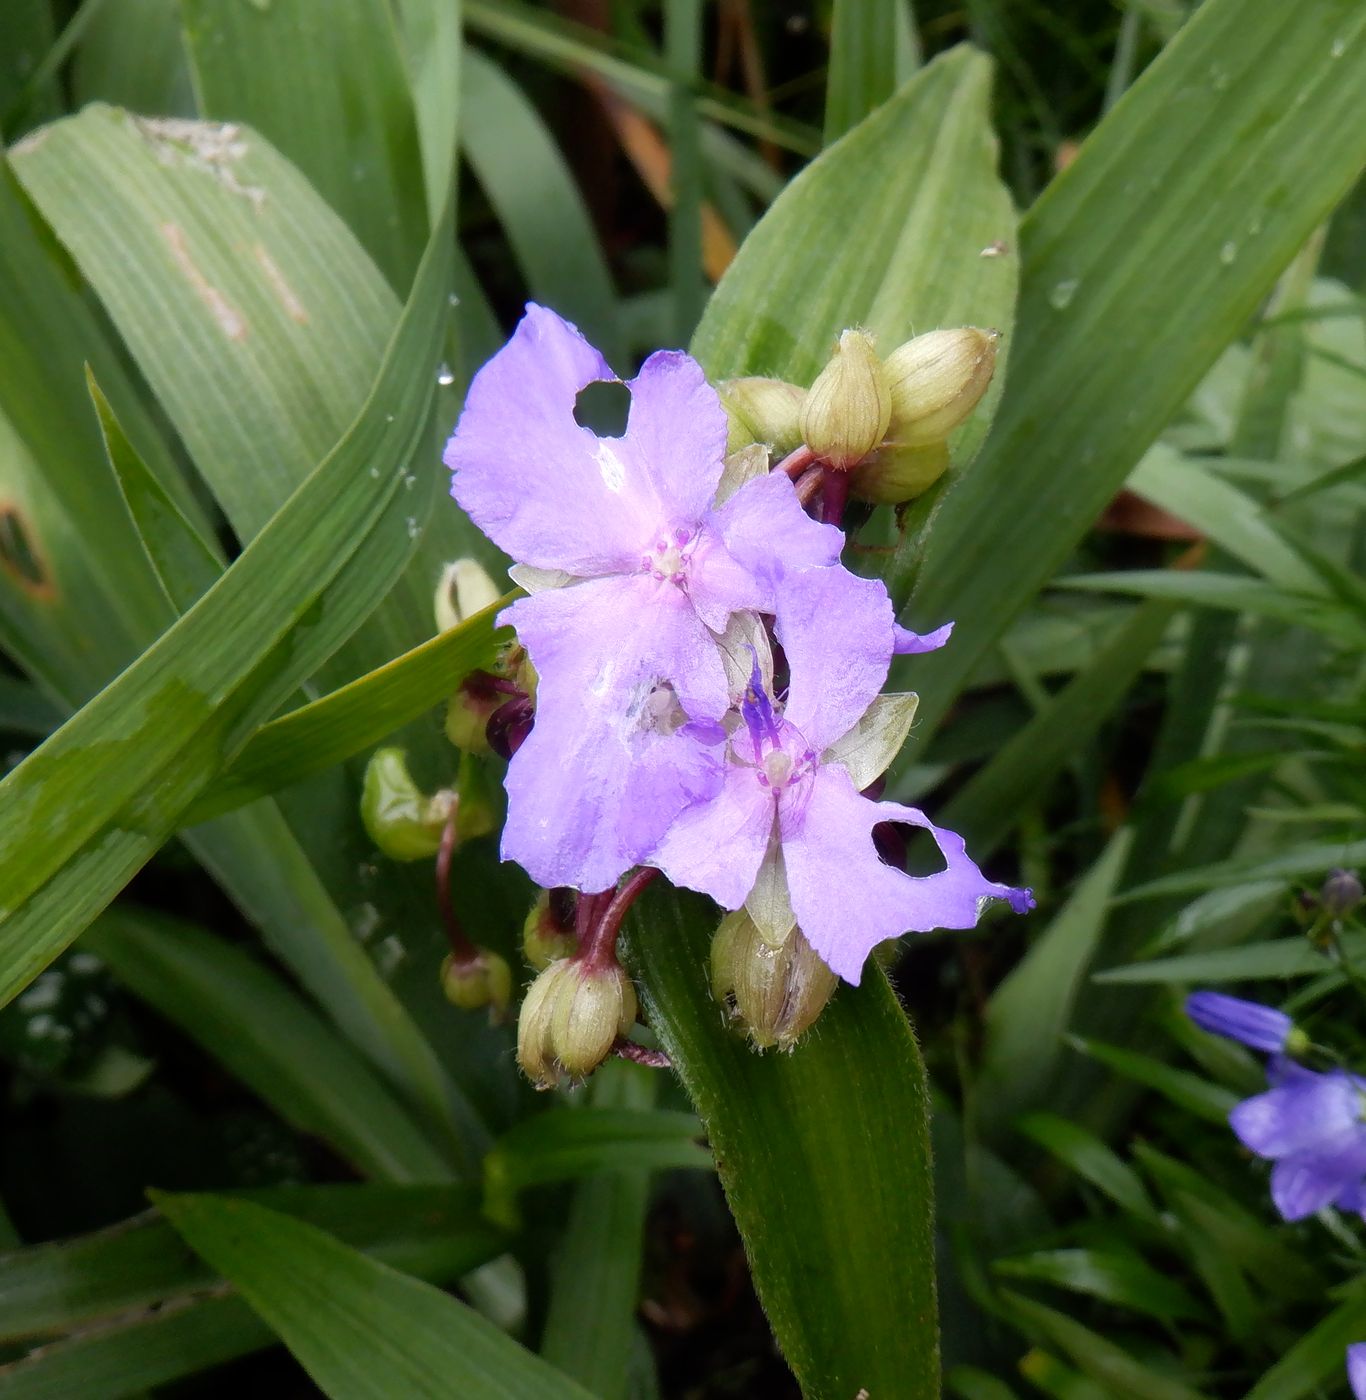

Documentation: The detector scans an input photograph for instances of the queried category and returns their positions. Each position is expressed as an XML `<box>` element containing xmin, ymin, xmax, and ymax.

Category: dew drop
<box><xmin>436</xmin><ymin>362</ymin><xmax>455</xmax><ymax>386</ymax></box>
<box><xmin>447</xmin><ymin>292</ymin><xmax>460</xmax><ymax>307</ymax></box>
<box><xmin>1048</xmin><ymin>277</ymin><xmax>1080</xmax><ymax>311</ymax></box>
<box><xmin>1331</xmin><ymin>36</ymin><xmax>1346</xmax><ymax>58</ymax></box>
<box><xmin>1219</xmin><ymin>241</ymin><xmax>1238</xmax><ymax>266</ymax></box>
<box><xmin>402</xmin><ymin>473</ymin><xmax>416</xmax><ymax>490</ymax></box>
<box><xmin>405</xmin><ymin>516</ymin><xmax>420</xmax><ymax>539</ymax></box>
<box><xmin>1209</xmin><ymin>65</ymin><xmax>1229</xmax><ymax>92</ymax></box>
<box><xmin>369</xmin><ymin>466</ymin><xmax>380</xmax><ymax>479</ymax></box>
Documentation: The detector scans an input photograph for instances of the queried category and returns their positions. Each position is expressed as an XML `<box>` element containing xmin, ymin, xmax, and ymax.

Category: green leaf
<box><xmin>463</xmin><ymin>0</ymin><xmax>817</xmax><ymax>159</ymax></box>
<box><xmin>461</xmin><ymin>48</ymin><xmax>620</xmax><ymax>361</ymax></box>
<box><xmin>87</xmin><ymin>371</ymin><xmax>224</xmax><ymax>614</ymax></box>
<box><xmin>1014</xmin><ymin>1113</ymin><xmax>1158</xmax><ymax>1223</ymax></box>
<box><xmin>1121</xmin><ymin>838</ymin><xmax>1366</xmax><ymax>901</ymax></box>
<box><xmin>0</xmin><ymin>142</ymin><xmax>454</xmax><ymax>1007</ymax></box>
<box><xmin>975</xmin><ymin>833</ymin><xmax>1133</xmax><ymax>1139</ymax></box>
<box><xmin>180</xmin><ymin>0</ymin><xmax>428</xmax><ymax>293</ymax></box>
<box><xmin>84</xmin><ymin>908</ymin><xmax>453</xmax><ymax>1183</ymax></box>
<box><xmin>0</xmin><ymin>1188</ymin><xmax>503</xmax><ymax>1398</ymax></box>
<box><xmin>824</xmin><ymin>0</ymin><xmax>900</xmax><ymax>144</ymax></box>
<box><xmin>1094</xmin><ymin>935</ymin><xmax>1348</xmax><ymax>985</ymax></box>
<box><xmin>1067</xmin><ymin>1035</ymin><xmax>1238</xmax><ymax>1123</ymax></box>
<box><xmin>623</xmin><ymin>888</ymin><xmax>939</xmax><ymax>1400</ymax></box>
<box><xmin>894</xmin><ymin>0</ymin><xmax>1366</xmax><ymax>732</ymax></box>
<box><xmin>693</xmin><ymin>45</ymin><xmax>1018</xmax><ymax>474</ymax></box>
<box><xmin>1055</xmin><ymin>571</ymin><xmax>1364</xmax><ymax>644</ymax></box>
<box><xmin>0</xmin><ymin>159</ymin><xmax>184</xmax><ymax>701</ymax></box>
<box><xmin>992</xmin><ymin>1250</ymin><xmax>1206</xmax><ymax>1324</ymax></box>
<box><xmin>1242</xmin><ymin>1281</ymin><xmax>1366</xmax><ymax>1400</ymax></box>
<box><xmin>1000</xmin><ymin>1291</ymin><xmax>1208</xmax><ymax>1400</ymax></box>
<box><xmin>1127</xmin><ymin>447</ymin><xmax>1323</xmax><ymax>593</ymax></box>
<box><xmin>539</xmin><ymin>1062</ymin><xmax>662</xmax><ymax>1400</ymax></box>
<box><xmin>484</xmin><ymin>1102</ymin><xmax>710</xmax><ymax>1227</ymax></box>
<box><xmin>0</xmin><ymin>1184</ymin><xmax>499</xmax><ymax>1341</ymax></box>
<box><xmin>940</xmin><ymin>602</ymin><xmax>1174</xmax><ymax>857</ymax></box>
<box><xmin>157</xmin><ymin>1193</ymin><xmax>595</xmax><ymax>1399</ymax></box>
<box><xmin>185</xmin><ymin>596</ymin><xmax>511</xmax><ymax>823</ymax></box>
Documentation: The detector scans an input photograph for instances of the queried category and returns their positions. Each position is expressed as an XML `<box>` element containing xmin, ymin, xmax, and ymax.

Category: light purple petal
<box><xmin>612</xmin><ymin>350</ymin><xmax>728</xmax><ymax>524</ymax></box>
<box><xmin>777</xmin><ymin>568</ymin><xmax>894</xmax><ymax>753</ymax></box>
<box><xmin>1348</xmin><ymin>1344</ymin><xmax>1366</xmax><ymax>1399</ymax></box>
<box><xmin>781</xmin><ymin>766</ymin><xmax>1029</xmax><ymax>985</ymax></box>
<box><xmin>1271</xmin><ymin>1155</ymin><xmax>1354</xmax><ymax>1222</ymax></box>
<box><xmin>503</xmin><ymin>573</ymin><xmax>730</xmax><ymax>726</ymax></box>
<box><xmin>711</xmin><ymin>470</ymin><xmax>844</xmax><ymax>600</ymax></box>
<box><xmin>445</xmin><ymin>304</ymin><xmax>657</xmax><ymax>576</ymax></box>
<box><xmin>648</xmin><ymin>763</ymin><xmax>775</xmax><ymax>910</ymax></box>
<box><xmin>685</xmin><ymin>522</ymin><xmax>769</xmax><ymax>632</ymax></box>
<box><xmin>893</xmin><ymin>620</ymin><xmax>954</xmax><ymax>654</ymax></box>
<box><xmin>1229</xmin><ymin>1071</ymin><xmax>1362</xmax><ymax>1160</ymax></box>
<box><xmin>497</xmin><ymin>575</ymin><xmax>730</xmax><ymax>888</ymax></box>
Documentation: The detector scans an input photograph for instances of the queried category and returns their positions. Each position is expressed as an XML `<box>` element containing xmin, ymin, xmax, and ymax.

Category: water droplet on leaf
<box><xmin>1048</xmin><ymin>278</ymin><xmax>1080</xmax><ymax>310</ymax></box>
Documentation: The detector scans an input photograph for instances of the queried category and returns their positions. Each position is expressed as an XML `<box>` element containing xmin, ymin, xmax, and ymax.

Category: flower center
<box><xmin>641</xmin><ymin>527</ymin><xmax>694</xmax><ymax>585</ymax></box>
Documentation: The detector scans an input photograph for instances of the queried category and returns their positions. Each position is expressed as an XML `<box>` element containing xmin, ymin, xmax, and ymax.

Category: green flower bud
<box><xmin>360</xmin><ymin>747</ymin><xmax>455</xmax><ymax>860</ymax></box>
<box><xmin>718</xmin><ymin>377</ymin><xmax>805</xmax><ymax>455</ymax></box>
<box><xmin>523</xmin><ymin>890</ymin><xmax>577</xmax><ymax>969</ymax></box>
<box><xmin>516</xmin><ymin>958</ymin><xmax>638</xmax><ymax>1088</ymax></box>
<box><xmin>882</xmin><ymin>327</ymin><xmax>999</xmax><ymax>447</ymax></box>
<box><xmin>798</xmin><ymin>329</ymin><xmax>891</xmax><ymax>471</ymax></box>
<box><xmin>440</xmin><ymin>949</ymin><xmax>513</xmax><ymax>1016</ymax></box>
<box><xmin>710</xmin><ymin>911</ymin><xmax>837</xmax><ymax>1051</ymax></box>
<box><xmin>434</xmin><ymin>558</ymin><xmax>501</xmax><ymax>633</ymax></box>
<box><xmin>850</xmin><ymin>440</ymin><xmax>951</xmax><ymax>505</ymax></box>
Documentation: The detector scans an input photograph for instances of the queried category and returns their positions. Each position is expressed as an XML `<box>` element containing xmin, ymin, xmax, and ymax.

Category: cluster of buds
<box><xmin>710</xmin><ymin>911</ymin><xmax>837</xmax><ymax>1051</ymax></box>
<box><xmin>720</xmin><ymin>324</ymin><xmax>999</xmax><ymax>506</ymax></box>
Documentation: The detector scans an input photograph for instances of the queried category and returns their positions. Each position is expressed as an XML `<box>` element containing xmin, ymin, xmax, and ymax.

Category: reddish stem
<box><xmin>578</xmin><ymin>867</ymin><xmax>659</xmax><ymax>974</ymax></box>
<box><xmin>436</xmin><ymin>813</ymin><xmax>479</xmax><ymax>965</ymax></box>
<box><xmin>776</xmin><ymin>444</ymin><xmax>816</xmax><ymax>479</ymax></box>
<box><xmin>820</xmin><ymin>467</ymin><xmax>850</xmax><ymax>527</ymax></box>
<box><xmin>794</xmin><ymin>464</ymin><xmax>824</xmax><ymax>507</ymax></box>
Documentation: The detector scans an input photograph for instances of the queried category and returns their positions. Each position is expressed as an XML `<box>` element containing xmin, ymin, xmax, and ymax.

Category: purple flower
<box><xmin>1348</xmin><ymin>1342</ymin><xmax>1366</xmax><ymax>1399</ymax></box>
<box><xmin>646</xmin><ymin>568</ymin><xmax>1032</xmax><ymax>984</ymax></box>
<box><xmin>445</xmin><ymin>305</ymin><xmax>845</xmax><ymax>889</ymax></box>
<box><xmin>1185</xmin><ymin>991</ymin><xmax>1294</xmax><ymax>1054</ymax></box>
<box><xmin>1230</xmin><ymin>1060</ymin><xmax>1366</xmax><ymax>1221</ymax></box>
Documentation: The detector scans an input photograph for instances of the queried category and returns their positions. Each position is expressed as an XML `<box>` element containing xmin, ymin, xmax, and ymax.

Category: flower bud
<box><xmin>798</xmin><ymin>330</ymin><xmax>891</xmax><ymax>471</ymax></box>
<box><xmin>710</xmin><ymin>911</ymin><xmax>837</xmax><ymax>1051</ymax></box>
<box><xmin>434</xmin><ymin>558</ymin><xmax>502</xmax><ymax>632</ymax></box>
<box><xmin>445</xmin><ymin>671</ymin><xmax>506</xmax><ymax>755</ymax></box>
<box><xmin>441</xmin><ymin>949</ymin><xmax>513</xmax><ymax>1016</ymax></box>
<box><xmin>718</xmin><ymin>377</ymin><xmax>805</xmax><ymax>455</ymax></box>
<box><xmin>882</xmin><ymin>327</ymin><xmax>999</xmax><ymax>447</ymax></box>
<box><xmin>1322</xmin><ymin>868</ymin><xmax>1363</xmax><ymax>919</ymax></box>
<box><xmin>523</xmin><ymin>889</ymin><xmax>577</xmax><ymax>969</ymax></box>
<box><xmin>850</xmin><ymin>440</ymin><xmax>950</xmax><ymax>505</ymax></box>
<box><xmin>1185</xmin><ymin>990</ymin><xmax>1296</xmax><ymax>1055</ymax></box>
<box><xmin>360</xmin><ymin>747</ymin><xmax>454</xmax><ymax>860</ymax></box>
<box><xmin>516</xmin><ymin>958</ymin><xmax>638</xmax><ymax>1088</ymax></box>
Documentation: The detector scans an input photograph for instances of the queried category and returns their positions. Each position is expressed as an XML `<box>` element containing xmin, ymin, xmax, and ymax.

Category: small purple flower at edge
<box><xmin>1348</xmin><ymin>1342</ymin><xmax>1366</xmax><ymax>1400</ymax></box>
<box><xmin>1186</xmin><ymin>990</ymin><xmax>1296</xmax><ymax>1055</ymax></box>
<box><xmin>1229</xmin><ymin>1058</ymin><xmax>1366</xmax><ymax>1222</ymax></box>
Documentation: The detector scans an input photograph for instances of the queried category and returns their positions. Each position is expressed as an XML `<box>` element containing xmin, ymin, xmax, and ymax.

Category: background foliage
<box><xmin>0</xmin><ymin>1</ymin><xmax>1363</xmax><ymax>1396</ymax></box>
